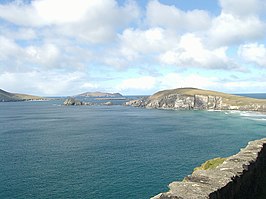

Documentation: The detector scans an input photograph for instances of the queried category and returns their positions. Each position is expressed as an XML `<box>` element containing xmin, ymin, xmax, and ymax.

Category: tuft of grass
<box><xmin>193</xmin><ymin>157</ymin><xmax>226</xmax><ymax>171</ymax></box>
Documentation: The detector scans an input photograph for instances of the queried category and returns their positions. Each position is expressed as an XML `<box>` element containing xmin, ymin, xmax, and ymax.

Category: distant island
<box><xmin>77</xmin><ymin>91</ymin><xmax>123</xmax><ymax>98</ymax></box>
<box><xmin>125</xmin><ymin>87</ymin><xmax>266</xmax><ymax>112</ymax></box>
<box><xmin>0</xmin><ymin>89</ymin><xmax>44</xmax><ymax>102</ymax></box>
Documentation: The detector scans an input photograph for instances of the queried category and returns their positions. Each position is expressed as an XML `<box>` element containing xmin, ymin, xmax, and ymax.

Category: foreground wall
<box><xmin>151</xmin><ymin>138</ymin><xmax>266</xmax><ymax>199</ymax></box>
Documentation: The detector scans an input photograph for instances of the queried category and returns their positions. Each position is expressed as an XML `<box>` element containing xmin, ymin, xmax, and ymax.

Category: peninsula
<box><xmin>0</xmin><ymin>89</ymin><xmax>44</xmax><ymax>102</ymax></box>
<box><xmin>125</xmin><ymin>87</ymin><xmax>266</xmax><ymax>111</ymax></box>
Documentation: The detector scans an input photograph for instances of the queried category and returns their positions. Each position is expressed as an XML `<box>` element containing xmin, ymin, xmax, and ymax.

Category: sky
<box><xmin>0</xmin><ymin>0</ymin><xmax>266</xmax><ymax>96</ymax></box>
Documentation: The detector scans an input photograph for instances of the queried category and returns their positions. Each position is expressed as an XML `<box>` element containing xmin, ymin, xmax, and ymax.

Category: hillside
<box><xmin>125</xmin><ymin>87</ymin><xmax>266</xmax><ymax>111</ymax></box>
<box><xmin>77</xmin><ymin>91</ymin><xmax>123</xmax><ymax>98</ymax></box>
<box><xmin>0</xmin><ymin>89</ymin><xmax>43</xmax><ymax>102</ymax></box>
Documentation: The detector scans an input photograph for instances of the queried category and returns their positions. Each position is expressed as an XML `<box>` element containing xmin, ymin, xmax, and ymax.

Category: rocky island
<box><xmin>125</xmin><ymin>88</ymin><xmax>266</xmax><ymax>111</ymax></box>
<box><xmin>77</xmin><ymin>91</ymin><xmax>123</xmax><ymax>98</ymax></box>
<box><xmin>0</xmin><ymin>88</ymin><xmax>44</xmax><ymax>102</ymax></box>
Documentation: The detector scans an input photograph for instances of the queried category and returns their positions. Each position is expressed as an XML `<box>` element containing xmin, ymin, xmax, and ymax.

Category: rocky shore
<box><xmin>151</xmin><ymin>138</ymin><xmax>266</xmax><ymax>199</ymax></box>
<box><xmin>125</xmin><ymin>88</ymin><xmax>266</xmax><ymax>111</ymax></box>
<box><xmin>63</xmin><ymin>97</ymin><xmax>113</xmax><ymax>106</ymax></box>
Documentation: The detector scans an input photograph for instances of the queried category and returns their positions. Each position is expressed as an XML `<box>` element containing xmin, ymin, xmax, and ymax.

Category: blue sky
<box><xmin>0</xmin><ymin>0</ymin><xmax>266</xmax><ymax>96</ymax></box>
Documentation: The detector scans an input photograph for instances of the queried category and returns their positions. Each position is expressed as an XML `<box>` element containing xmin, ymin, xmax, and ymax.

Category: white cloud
<box><xmin>146</xmin><ymin>0</ymin><xmax>211</xmax><ymax>31</ymax></box>
<box><xmin>208</xmin><ymin>12</ymin><xmax>265</xmax><ymax>46</ymax></box>
<box><xmin>25</xmin><ymin>43</ymin><xmax>60</xmax><ymax>66</ymax></box>
<box><xmin>0</xmin><ymin>0</ymin><xmax>140</xmax><ymax>43</ymax></box>
<box><xmin>158</xmin><ymin>73</ymin><xmax>219</xmax><ymax>91</ymax></box>
<box><xmin>33</xmin><ymin>0</ymin><xmax>92</xmax><ymax>24</ymax></box>
<box><xmin>115</xmin><ymin>73</ymin><xmax>225</xmax><ymax>95</ymax></box>
<box><xmin>219</xmin><ymin>0</ymin><xmax>263</xmax><ymax>16</ymax></box>
<box><xmin>116</xmin><ymin>73</ymin><xmax>266</xmax><ymax>95</ymax></box>
<box><xmin>0</xmin><ymin>27</ymin><xmax>36</xmax><ymax>40</ymax></box>
<box><xmin>56</xmin><ymin>0</ymin><xmax>140</xmax><ymax>43</ymax></box>
<box><xmin>238</xmin><ymin>43</ymin><xmax>266</xmax><ymax>67</ymax></box>
<box><xmin>223</xmin><ymin>80</ymin><xmax>266</xmax><ymax>93</ymax></box>
<box><xmin>0</xmin><ymin>71</ymin><xmax>96</xmax><ymax>96</ymax></box>
<box><xmin>118</xmin><ymin>28</ymin><xmax>176</xmax><ymax>61</ymax></box>
<box><xmin>159</xmin><ymin>33</ymin><xmax>235</xmax><ymax>69</ymax></box>
<box><xmin>0</xmin><ymin>36</ymin><xmax>22</xmax><ymax>60</ymax></box>
<box><xmin>81</xmin><ymin>82</ymin><xmax>98</xmax><ymax>90</ymax></box>
<box><xmin>117</xmin><ymin>76</ymin><xmax>157</xmax><ymax>92</ymax></box>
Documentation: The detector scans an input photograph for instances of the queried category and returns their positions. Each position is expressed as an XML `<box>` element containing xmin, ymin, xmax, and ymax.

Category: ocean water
<box><xmin>0</xmin><ymin>99</ymin><xmax>266</xmax><ymax>199</ymax></box>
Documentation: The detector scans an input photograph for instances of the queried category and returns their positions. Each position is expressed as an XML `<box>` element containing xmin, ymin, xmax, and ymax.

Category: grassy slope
<box><xmin>78</xmin><ymin>92</ymin><xmax>123</xmax><ymax>97</ymax></box>
<box><xmin>149</xmin><ymin>88</ymin><xmax>266</xmax><ymax>106</ymax></box>
<box><xmin>193</xmin><ymin>157</ymin><xmax>226</xmax><ymax>171</ymax></box>
<box><xmin>0</xmin><ymin>89</ymin><xmax>42</xmax><ymax>101</ymax></box>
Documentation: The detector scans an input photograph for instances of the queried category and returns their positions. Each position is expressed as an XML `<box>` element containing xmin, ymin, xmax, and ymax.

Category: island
<box><xmin>125</xmin><ymin>87</ymin><xmax>266</xmax><ymax>111</ymax></box>
<box><xmin>77</xmin><ymin>91</ymin><xmax>123</xmax><ymax>98</ymax></box>
<box><xmin>0</xmin><ymin>89</ymin><xmax>44</xmax><ymax>102</ymax></box>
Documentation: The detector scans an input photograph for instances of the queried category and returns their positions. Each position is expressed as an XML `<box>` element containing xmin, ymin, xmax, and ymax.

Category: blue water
<box><xmin>0</xmin><ymin>100</ymin><xmax>266</xmax><ymax>199</ymax></box>
<box><xmin>236</xmin><ymin>93</ymin><xmax>266</xmax><ymax>99</ymax></box>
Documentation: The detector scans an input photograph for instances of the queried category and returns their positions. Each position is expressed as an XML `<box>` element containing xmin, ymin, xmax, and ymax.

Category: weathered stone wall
<box><xmin>151</xmin><ymin>138</ymin><xmax>266</xmax><ymax>199</ymax></box>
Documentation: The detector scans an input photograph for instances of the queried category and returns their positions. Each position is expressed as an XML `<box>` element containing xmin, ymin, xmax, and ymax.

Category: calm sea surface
<box><xmin>1</xmin><ymin>95</ymin><xmax>266</xmax><ymax>199</ymax></box>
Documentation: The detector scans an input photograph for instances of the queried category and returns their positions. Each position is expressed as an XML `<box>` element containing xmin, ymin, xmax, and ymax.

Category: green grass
<box><xmin>193</xmin><ymin>157</ymin><xmax>226</xmax><ymax>171</ymax></box>
<box><xmin>149</xmin><ymin>87</ymin><xmax>266</xmax><ymax>106</ymax></box>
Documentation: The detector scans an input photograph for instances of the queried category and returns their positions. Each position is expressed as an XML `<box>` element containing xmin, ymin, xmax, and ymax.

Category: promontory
<box><xmin>0</xmin><ymin>89</ymin><xmax>44</xmax><ymax>102</ymax></box>
<box><xmin>125</xmin><ymin>87</ymin><xmax>266</xmax><ymax>111</ymax></box>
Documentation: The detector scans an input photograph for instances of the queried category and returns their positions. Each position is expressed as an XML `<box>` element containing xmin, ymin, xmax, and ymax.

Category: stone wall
<box><xmin>151</xmin><ymin>138</ymin><xmax>266</xmax><ymax>199</ymax></box>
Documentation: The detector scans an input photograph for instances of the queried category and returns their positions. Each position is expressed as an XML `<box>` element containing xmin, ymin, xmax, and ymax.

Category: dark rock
<box><xmin>63</xmin><ymin>97</ymin><xmax>82</xmax><ymax>106</ymax></box>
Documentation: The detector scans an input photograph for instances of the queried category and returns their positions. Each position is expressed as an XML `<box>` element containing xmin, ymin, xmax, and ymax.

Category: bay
<box><xmin>0</xmin><ymin>99</ymin><xmax>266</xmax><ymax>199</ymax></box>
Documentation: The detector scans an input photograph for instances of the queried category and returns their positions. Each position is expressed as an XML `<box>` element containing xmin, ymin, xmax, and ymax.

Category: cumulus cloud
<box><xmin>238</xmin><ymin>43</ymin><xmax>266</xmax><ymax>67</ymax></box>
<box><xmin>0</xmin><ymin>71</ymin><xmax>97</xmax><ymax>96</ymax></box>
<box><xmin>219</xmin><ymin>0</ymin><xmax>263</xmax><ymax>16</ymax></box>
<box><xmin>0</xmin><ymin>0</ymin><xmax>266</xmax><ymax>95</ymax></box>
<box><xmin>146</xmin><ymin>0</ymin><xmax>211</xmax><ymax>31</ymax></box>
<box><xmin>25</xmin><ymin>43</ymin><xmax>60</xmax><ymax>66</ymax></box>
<box><xmin>158</xmin><ymin>73</ymin><xmax>219</xmax><ymax>91</ymax></box>
<box><xmin>208</xmin><ymin>13</ymin><xmax>265</xmax><ymax>46</ymax></box>
<box><xmin>116</xmin><ymin>76</ymin><xmax>157</xmax><ymax>92</ymax></box>
<box><xmin>0</xmin><ymin>0</ymin><xmax>140</xmax><ymax>43</ymax></box>
<box><xmin>118</xmin><ymin>28</ymin><xmax>176</xmax><ymax>61</ymax></box>
<box><xmin>0</xmin><ymin>36</ymin><xmax>22</xmax><ymax>60</ymax></box>
<box><xmin>159</xmin><ymin>33</ymin><xmax>237</xmax><ymax>69</ymax></box>
<box><xmin>116</xmin><ymin>73</ymin><xmax>224</xmax><ymax>95</ymax></box>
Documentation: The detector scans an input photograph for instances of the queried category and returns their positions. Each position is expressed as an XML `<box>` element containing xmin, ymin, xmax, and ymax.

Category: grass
<box><xmin>193</xmin><ymin>157</ymin><xmax>226</xmax><ymax>171</ymax></box>
<box><xmin>149</xmin><ymin>87</ymin><xmax>266</xmax><ymax>106</ymax></box>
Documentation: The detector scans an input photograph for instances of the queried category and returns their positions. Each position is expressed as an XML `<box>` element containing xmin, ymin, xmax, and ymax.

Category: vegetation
<box><xmin>149</xmin><ymin>87</ymin><xmax>266</xmax><ymax>106</ymax></box>
<box><xmin>0</xmin><ymin>89</ymin><xmax>42</xmax><ymax>102</ymax></box>
<box><xmin>193</xmin><ymin>157</ymin><xmax>226</xmax><ymax>171</ymax></box>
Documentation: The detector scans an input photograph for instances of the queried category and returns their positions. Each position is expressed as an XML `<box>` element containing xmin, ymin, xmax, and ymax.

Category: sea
<box><xmin>1</xmin><ymin>94</ymin><xmax>266</xmax><ymax>199</ymax></box>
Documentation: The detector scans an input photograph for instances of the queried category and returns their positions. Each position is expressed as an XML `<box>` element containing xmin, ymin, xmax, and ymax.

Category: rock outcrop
<box><xmin>63</xmin><ymin>98</ymin><xmax>93</xmax><ymax>106</ymax></box>
<box><xmin>151</xmin><ymin>138</ymin><xmax>266</xmax><ymax>199</ymax></box>
<box><xmin>63</xmin><ymin>98</ymin><xmax>82</xmax><ymax>105</ymax></box>
<box><xmin>125</xmin><ymin>88</ymin><xmax>266</xmax><ymax>111</ymax></box>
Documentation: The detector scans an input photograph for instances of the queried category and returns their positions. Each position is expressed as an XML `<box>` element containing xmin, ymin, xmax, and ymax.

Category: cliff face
<box><xmin>125</xmin><ymin>88</ymin><xmax>266</xmax><ymax>111</ymax></box>
<box><xmin>151</xmin><ymin>138</ymin><xmax>266</xmax><ymax>199</ymax></box>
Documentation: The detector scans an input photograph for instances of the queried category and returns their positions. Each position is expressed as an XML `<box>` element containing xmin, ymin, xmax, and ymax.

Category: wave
<box><xmin>224</xmin><ymin>110</ymin><xmax>266</xmax><ymax>122</ymax></box>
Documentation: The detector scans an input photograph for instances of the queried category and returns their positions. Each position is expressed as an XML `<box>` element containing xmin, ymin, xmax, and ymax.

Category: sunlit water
<box><xmin>0</xmin><ymin>97</ymin><xmax>266</xmax><ymax>199</ymax></box>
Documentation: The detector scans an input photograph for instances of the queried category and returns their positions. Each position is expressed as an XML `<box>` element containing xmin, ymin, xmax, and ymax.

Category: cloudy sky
<box><xmin>0</xmin><ymin>0</ymin><xmax>266</xmax><ymax>96</ymax></box>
